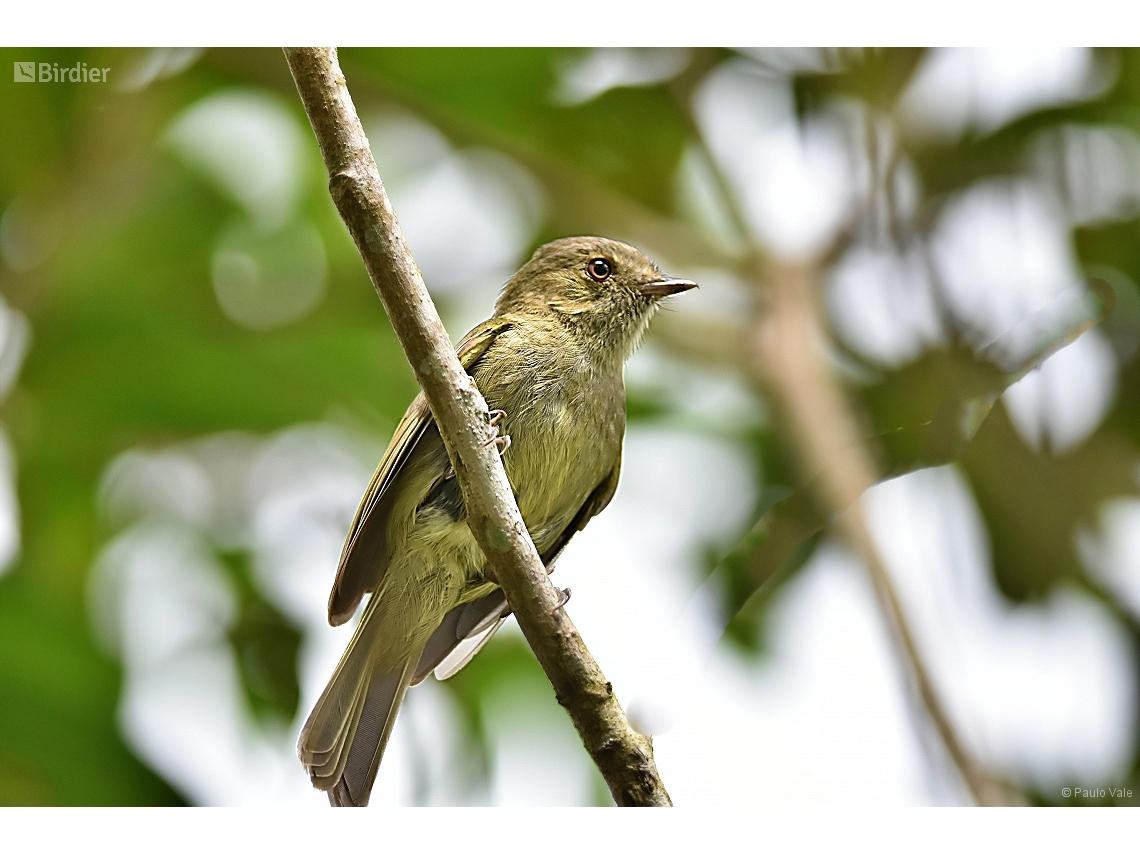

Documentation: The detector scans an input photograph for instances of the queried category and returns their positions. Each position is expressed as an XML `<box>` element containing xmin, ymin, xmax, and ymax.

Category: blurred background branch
<box><xmin>746</xmin><ymin>255</ymin><xmax>1019</xmax><ymax>804</ymax></box>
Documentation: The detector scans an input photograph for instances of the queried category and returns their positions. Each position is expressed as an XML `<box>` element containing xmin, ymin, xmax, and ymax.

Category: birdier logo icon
<box><xmin>14</xmin><ymin>62</ymin><xmax>35</xmax><ymax>82</ymax></box>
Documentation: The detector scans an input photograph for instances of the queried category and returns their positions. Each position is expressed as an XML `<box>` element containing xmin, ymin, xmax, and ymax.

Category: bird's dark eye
<box><xmin>586</xmin><ymin>258</ymin><xmax>612</xmax><ymax>282</ymax></box>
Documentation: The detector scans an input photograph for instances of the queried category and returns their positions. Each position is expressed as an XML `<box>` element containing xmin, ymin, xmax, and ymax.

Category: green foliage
<box><xmin>217</xmin><ymin>550</ymin><xmax>302</xmax><ymax>725</ymax></box>
<box><xmin>792</xmin><ymin>47</ymin><xmax>927</xmax><ymax>115</ymax></box>
<box><xmin>341</xmin><ymin>48</ymin><xmax>692</xmax><ymax>214</ymax></box>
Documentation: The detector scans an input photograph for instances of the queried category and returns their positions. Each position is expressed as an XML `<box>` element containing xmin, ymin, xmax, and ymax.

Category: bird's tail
<box><xmin>297</xmin><ymin>593</ymin><xmax>424</xmax><ymax>807</ymax></box>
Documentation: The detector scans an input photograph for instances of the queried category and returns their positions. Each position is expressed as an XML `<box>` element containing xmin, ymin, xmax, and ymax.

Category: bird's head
<box><xmin>495</xmin><ymin>236</ymin><xmax>697</xmax><ymax>361</ymax></box>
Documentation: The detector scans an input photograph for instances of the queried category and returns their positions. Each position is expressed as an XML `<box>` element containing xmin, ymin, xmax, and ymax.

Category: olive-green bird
<box><xmin>298</xmin><ymin>236</ymin><xmax>696</xmax><ymax>806</ymax></box>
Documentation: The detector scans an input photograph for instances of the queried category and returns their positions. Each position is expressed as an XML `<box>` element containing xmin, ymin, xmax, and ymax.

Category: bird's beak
<box><xmin>639</xmin><ymin>277</ymin><xmax>698</xmax><ymax>298</ymax></box>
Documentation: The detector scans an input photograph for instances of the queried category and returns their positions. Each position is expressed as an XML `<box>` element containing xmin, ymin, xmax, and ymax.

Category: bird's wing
<box><xmin>431</xmin><ymin>615</ymin><xmax>508</xmax><ymax>681</ymax></box>
<box><xmin>537</xmin><ymin>447</ymin><xmax>622</xmax><ymax>568</ymax></box>
<box><xmin>412</xmin><ymin>589</ymin><xmax>509</xmax><ymax>684</ymax></box>
<box><xmin>327</xmin><ymin>318</ymin><xmax>513</xmax><ymax>625</ymax></box>
<box><xmin>413</xmin><ymin>450</ymin><xmax>624</xmax><ymax>683</ymax></box>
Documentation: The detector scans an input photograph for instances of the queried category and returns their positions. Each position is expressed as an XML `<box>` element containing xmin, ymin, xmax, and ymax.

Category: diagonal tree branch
<box><xmin>282</xmin><ymin>47</ymin><xmax>671</xmax><ymax>807</ymax></box>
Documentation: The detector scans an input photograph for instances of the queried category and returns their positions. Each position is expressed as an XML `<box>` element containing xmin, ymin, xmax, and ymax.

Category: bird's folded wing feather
<box><xmin>413</xmin><ymin>450</ymin><xmax>624</xmax><ymax>682</ymax></box>
<box><xmin>537</xmin><ymin>449</ymin><xmax>622</xmax><ymax>568</ymax></box>
<box><xmin>327</xmin><ymin>318</ymin><xmax>513</xmax><ymax>625</ymax></box>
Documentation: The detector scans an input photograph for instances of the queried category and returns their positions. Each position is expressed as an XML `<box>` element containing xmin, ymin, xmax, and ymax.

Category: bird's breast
<box><xmin>473</xmin><ymin>345</ymin><xmax>624</xmax><ymax>553</ymax></box>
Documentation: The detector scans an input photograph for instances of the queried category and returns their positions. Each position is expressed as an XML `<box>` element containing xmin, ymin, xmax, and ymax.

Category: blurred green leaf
<box><xmin>217</xmin><ymin>550</ymin><xmax>302</xmax><ymax>726</ymax></box>
<box><xmin>962</xmin><ymin>405</ymin><xmax>1138</xmax><ymax>601</ymax></box>
<box><xmin>792</xmin><ymin>47</ymin><xmax>927</xmax><ymax>116</ymax></box>
<box><xmin>715</xmin><ymin>278</ymin><xmax>1119</xmax><ymax>643</ymax></box>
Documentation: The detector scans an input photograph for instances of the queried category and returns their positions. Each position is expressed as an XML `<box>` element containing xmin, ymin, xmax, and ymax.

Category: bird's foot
<box><xmin>551</xmin><ymin>587</ymin><xmax>571</xmax><ymax>614</ymax></box>
<box><xmin>482</xmin><ymin>409</ymin><xmax>510</xmax><ymax>455</ymax></box>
